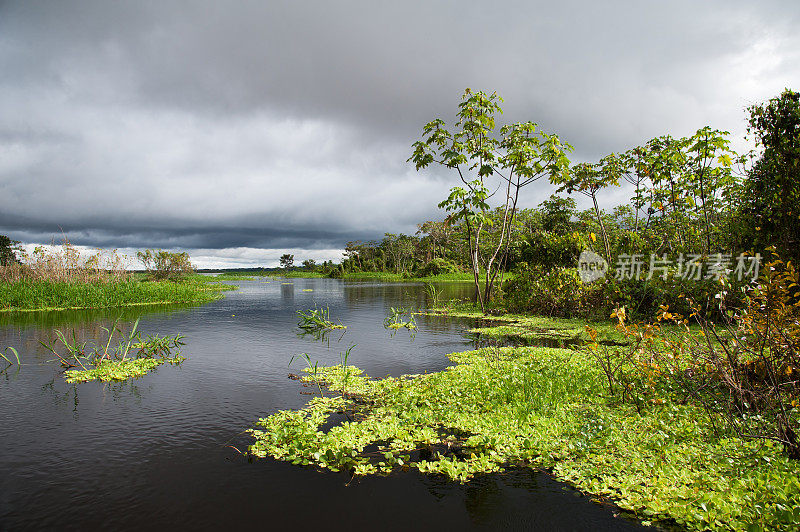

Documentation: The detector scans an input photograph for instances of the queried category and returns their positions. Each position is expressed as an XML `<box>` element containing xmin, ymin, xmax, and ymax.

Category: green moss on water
<box><xmin>64</xmin><ymin>356</ymin><xmax>184</xmax><ymax>383</ymax></box>
<box><xmin>424</xmin><ymin>306</ymin><xmax>624</xmax><ymax>346</ymax></box>
<box><xmin>249</xmin><ymin>345</ymin><xmax>800</xmax><ymax>530</ymax></box>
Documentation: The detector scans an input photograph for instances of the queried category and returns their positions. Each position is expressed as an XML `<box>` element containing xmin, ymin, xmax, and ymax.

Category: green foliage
<box><xmin>0</xmin><ymin>277</ymin><xmax>231</xmax><ymax>311</ymax></box>
<box><xmin>410</xmin><ymin>88</ymin><xmax>572</xmax><ymax>311</ymax></box>
<box><xmin>64</xmin><ymin>358</ymin><xmax>168</xmax><ymax>383</ymax></box>
<box><xmin>37</xmin><ymin>318</ymin><xmax>186</xmax><ymax>382</ymax></box>
<box><xmin>296</xmin><ymin>306</ymin><xmax>346</xmax><ymax>332</ymax></box>
<box><xmin>423</xmin><ymin>283</ymin><xmax>443</xmax><ymax>309</ymax></box>
<box><xmin>502</xmin><ymin>265</ymin><xmax>597</xmax><ymax>317</ymax></box>
<box><xmin>383</xmin><ymin>307</ymin><xmax>417</xmax><ymax>330</ymax></box>
<box><xmin>249</xmin><ymin>344</ymin><xmax>800</xmax><ymax>529</ymax></box>
<box><xmin>742</xmin><ymin>88</ymin><xmax>800</xmax><ymax>260</ymax></box>
<box><xmin>551</xmin><ymin>155</ymin><xmax>623</xmax><ymax>261</ymax></box>
<box><xmin>415</xmin><ymin>258</ymin><xmax>461</xmax><ymax>277</ymax></box>
<box><xmin>0</xmin><ymin>235</ymin><xmax>20</xmax><ymax>266</ymax></box>
<box><xmin>212</xmin><ymin>272</ymin><xmax>257</xmax><ymax>280</ymax></box>
<box><xmin>519</xmin><ymin>231</ymin><xmax>583</xmax><ymax>272</ymax></box>
<box><xmin>137</xmin><ymin>249</ymin><xmax>195</xmax><ymax>280</ymax></box>
<box><xmin>279</xmin><ymin>253</ymin><xmax>294</xmax><ymax>270</ymax></box>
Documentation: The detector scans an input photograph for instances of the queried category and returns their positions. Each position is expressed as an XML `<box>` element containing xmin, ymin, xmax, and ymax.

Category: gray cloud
<box><xmin>1</xmin><ymin>0</ymin><xmax>799</xmax><ymax>265</ymax></box>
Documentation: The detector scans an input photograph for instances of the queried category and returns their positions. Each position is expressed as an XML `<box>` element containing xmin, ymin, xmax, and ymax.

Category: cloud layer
<box><xmin>1</xmin><ymin>1</ymin><xmax>798</xmax><ymax>266</ymax></box>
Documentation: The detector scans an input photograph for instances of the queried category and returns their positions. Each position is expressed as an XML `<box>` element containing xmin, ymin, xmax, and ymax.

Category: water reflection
<box><xmin>0</xmin><ymin>301</ymin><xmax>202</xmax><ymax>329</ymax></box>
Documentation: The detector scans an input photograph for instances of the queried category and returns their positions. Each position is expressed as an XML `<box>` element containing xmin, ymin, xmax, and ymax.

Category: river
<box><xmin>0</xmin><ymin>278</ymin><xmax>646</xmax><ymax>530</ymax></box>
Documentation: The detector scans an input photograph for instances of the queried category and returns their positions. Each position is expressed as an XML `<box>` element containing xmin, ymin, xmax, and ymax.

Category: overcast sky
<box><xmin>1</xmin><ymin>1</ymin><xmax>798</xmax><ymax>268</ymax></box>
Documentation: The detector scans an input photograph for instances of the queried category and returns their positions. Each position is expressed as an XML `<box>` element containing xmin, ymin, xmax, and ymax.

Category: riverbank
<box><xmin>250</xmin><ymin>313</ymin><xmax>800</xmax><ymax>530</ymax></box>
<box><xmin>258</xmin><ymin>270</ymin><xmax>475</xmax><ymax>282</ymax></box>
<box><xmin>0</xmin><ymin>275</ymin><xmax>234</xmax><ymax>312</ymax></box>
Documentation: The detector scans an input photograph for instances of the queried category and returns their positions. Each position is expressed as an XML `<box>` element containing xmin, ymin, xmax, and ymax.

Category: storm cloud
<box><xmin>1</xmin><ymin>1</ymin><xmax>798</xmax><ymax>266</ymax></box>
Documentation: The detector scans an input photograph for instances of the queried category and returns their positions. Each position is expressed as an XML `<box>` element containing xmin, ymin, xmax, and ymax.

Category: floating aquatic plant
<box><xmin>297</xmin><ymin>306</ymin><xmax>346</xmax><ymax>332</ymax></box>
<box><xmin>383</xmin><ymin>307</ymin><xmax>417</xmax><ymax>330</ymax></box>
<box><xmin>249</xmin><ymin>343</ymin><xmax>800</xmax><ymax>530</ymax></box>
<box><xmin>39</xmin><ymin>317</ymin><xmax>186</xmax><ymax>382</ymax></box>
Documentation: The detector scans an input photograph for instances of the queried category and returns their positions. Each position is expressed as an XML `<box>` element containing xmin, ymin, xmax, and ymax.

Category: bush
<box><xmin>1</xmin><ymin>239</ymin><xmax>128</xmax><ymax>284</ymax></box>
<box><xmin>137</xmin><ymin>249</ymin><xmax>195</xmax><ymax>280</ymax></box>
<box><xmin>519</xmin><ymin>231</ymin><xmax>583</xmax><ymax>271</ymax></box>
<box><xmin>415</xmin><ymin>258</ymin><xmax>461</xmax><ymax>277</ymax></box>
<box><xmin>502</xmin><ymin>264</ymin><xmax>598</xmax><ymax>317</ymax></box>
<box><xmin>588</xmin><ymin>253</ymin><xmax>800</xmax><ymax>458</ymax></box>
<box><xmin>600</xmin><ymin>267</ymin><xmax>747</xmax><ymax>321</ymax></box>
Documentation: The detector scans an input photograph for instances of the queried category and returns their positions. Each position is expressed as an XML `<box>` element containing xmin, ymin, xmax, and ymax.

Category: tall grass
<box><xmin>0</xmin><ymin>240</ymin><xmax>232</xmax><ymax>311</ymax></box>
<box><xmin>0</xmin><ymin>277</ymin><xmax>231</xmax><ymax>311</ymax></box>
<box><xmin>0</xmin><ymin>238</ymin><xmax>129</xmax><ymax>284</ymax></box>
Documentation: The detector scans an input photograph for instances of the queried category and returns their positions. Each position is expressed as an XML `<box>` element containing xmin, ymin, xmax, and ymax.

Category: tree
<box><xmin>301</xmin><ymin>259</ymin><xmax>317</xmax><ymax>271</ymax></box>
<box><xmin>0</xmin><ymin>235</ymin><xmax>20</xmax><ymax>266</ymax></box>
<box><xmin>382</xmin><ymin>233</ymin><xmax>415</xmax><ymax>273</ymax></box>
<box><xmin>551</xmin><ymin>154</ymin><xmax>622</xmax><ymax>262</ymax></box>
<box><xmin>136</xmin><ymin>249</ymin><xmax>194</xmax><ymax>280</ymax></box>
<box><xmin>417</xmin><ymin>220</ymin><xmax>454</xmax><ymax>261</ymax></box>
<box><xmin>742</xmin><ymin>88</ymin><xmax>800</xmax><ymax>260</ymax></box>
<box><xmin>279</xmin><ymin>253</ymin><xmax>294</xmax><ymax>270</ymax></box>
<box><xmin>682</xmin><ymin>126</ymin><xmax>737</xmax><ymax>254</ymax></box>
<box><xmin>409</xmin><ymin>88</ymin><xmax>572</xmax><ymax>311</ymax></box>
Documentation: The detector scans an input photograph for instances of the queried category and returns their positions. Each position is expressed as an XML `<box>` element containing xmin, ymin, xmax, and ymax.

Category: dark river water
<box><xmin>0</xmin><ymin>278</ymin><xmax>647</xmax><ymax>531</ymax></box>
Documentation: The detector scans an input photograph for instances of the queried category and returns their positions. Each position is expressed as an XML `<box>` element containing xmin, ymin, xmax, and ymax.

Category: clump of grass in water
<box><xmin>384</xmin><ymin>307</ymin><xmax>417</xmax><ymax>330</ymax></box>
<box><xmin>297</xmin><ymin>305</ymin><xmax>346</xmax><ymax>332</ymax></box>
<box><xmin>38</xmin><ymin>318</ymin><xmax>186</xmax><ymax>382</ymax></box>
<box><xmin>289</xmin><ymin>345</ymin><xmax>357</xmax><ymax>400</ymax></box>
<box><xmin>290</xmin><ymin>352</ymin><xmax>325</xmax><ymax>397</ymax></box>
<box><xmin>424</xmin><ymin>283</ymin><xmax>444</xmax><ymax>309</ymax></box>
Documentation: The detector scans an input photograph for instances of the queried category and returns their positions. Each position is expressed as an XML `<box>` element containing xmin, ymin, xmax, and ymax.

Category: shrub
<box><xmin>137</xmin><ymin>249</ymin><xmax>195</xmax><ymax>280</ymax></box>
<box><xmin>588</xmin><ymin>253</ymin><xmax>800</xmax><ymax>458</ymax></box>
<box><xmin>0</xmin><ymin>238</ymin><xmax>128</xmax><ymax>284</ymax></box>
<box><xmin>502</xmin><ymin>264</ymin><xmax>597</xmax><ymax>317</ymax></box>
<box><xmin>600</xmin><ymin>267</ymin><xmax>747</xmax><ymax>321</ymax></box>
<box><xmin>415</xmin><ymin>258</ymin><xmax>461</xmax><ymax>277</ymax></box>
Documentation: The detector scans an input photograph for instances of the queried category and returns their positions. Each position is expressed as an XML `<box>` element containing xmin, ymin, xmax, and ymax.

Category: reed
<box><xmin>0</xmin><ymin>238</ymin><xmax>129</xmax><ymax>284</ymax></box>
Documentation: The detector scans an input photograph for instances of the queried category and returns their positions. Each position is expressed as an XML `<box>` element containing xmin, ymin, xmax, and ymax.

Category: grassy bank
<box><xmin>263</xmin><ymin>271</ymin><xmax>329</xmax><ymax>279</ymax></box>
<box><xmin>232</xmin><ymin>270</ymin><xmax>495</xmax><ymax>283</ymax></box>
<box><xmin>250</xmin><ymin>343</ymin><xmax>800</xmax><ymax>530</ymax></box>
<box><xmin>0</xmin><ymin>276</ymin><xmax>234</xmax><ymax>312</ymax></box>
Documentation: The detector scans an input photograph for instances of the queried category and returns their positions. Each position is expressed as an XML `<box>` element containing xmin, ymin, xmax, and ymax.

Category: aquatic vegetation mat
<box><xmin>36</xmin><ymin>318</ymin><xmax>187</xmax><ymax>382</ymax></box>
<box><xmin>384</xmin><ymin>307</ymin><xmax>417</xmax><ymax>330</ymax></box>
<box><xmin>425</xmin><ymin>307</ymin><xmax>625</xmax><ymax>347</ymax></box>
<box><xmin>64</xmin><ymin>357</ymin><xmax>184</xmax><ymax>382</ymax></box>
<box><xmin>297</xmin><ymin>306</ymin><xmax>346</xmax><ymax>332</ymax></box>
<box><xmin>249</xmin><ymin>345</ymin><xmax>800</xmax><ymax>530</ymax></box>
